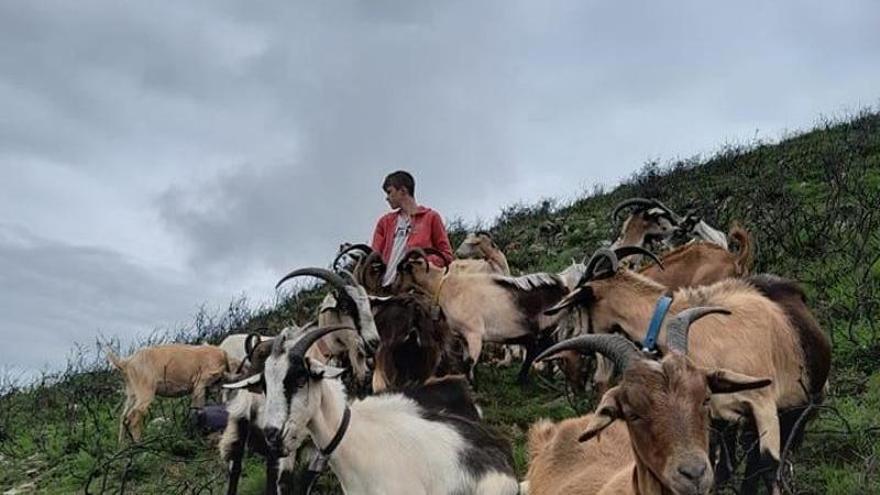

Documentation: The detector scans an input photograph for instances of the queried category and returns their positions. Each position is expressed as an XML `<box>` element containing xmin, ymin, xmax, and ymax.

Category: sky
<box><xmin>2</xmin><ymin>0</ymin><xmax>879</xmax><ymax>380</ymax></box>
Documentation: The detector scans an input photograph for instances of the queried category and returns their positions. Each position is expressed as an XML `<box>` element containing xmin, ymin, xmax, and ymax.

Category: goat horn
<box><xmin>332</xmin><ymin>244</ymin><xmax>374</xmax><ymax>271</ymax></box>
<box><xmin>666</xmin><ymin>307</ymin><xmax>731</xmax><ymax>354</ymax></box>
<box><xmin>244</xmin><ymin>332</ymin><xmax>263</xmax><ymax>361</ymax></box>
<box><xmin>475</xmin><ymin>230</ymin><xmax>493</xmax><ymax>239</ymax></box>
<box><xmin>535</xmin><ymin>334</ymin><xmax>641</xmax><ymax>373</ymax></box>
<box><xmin>612</xmin><ymin>246</ymin><xmax>665</xmax><ymax>270</ymax></box>
<box><xmin>580</xmin><ymin>248</ymin><xmax>618</xmax><ymax>284</ymax></box>
<box><xmin>276</xmin><ymin>267</ymin><xmax>350</xmax><ymax>291</ymax></box>
<box><xmin>611</xmin><ymin>197</ymin><xmax>657</xmax><ymax>219</ymax></box>
<box><xmin>289</xmin><ymin>324</ymin><xmax>357</xmax><ymax>360</ymax></box>
<box><xmin>338</xmin><ymin>268</ymin><xmax>359</xmax><ymax>286</ymax></box>
<box><xmin>400</xmin><ymin>247</ymin><xmax>448</xmax><ymax>273</ymax></box>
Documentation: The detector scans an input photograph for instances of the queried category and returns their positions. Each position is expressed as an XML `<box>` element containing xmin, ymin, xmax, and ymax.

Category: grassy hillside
<box><xmin>2</xmin><ymin>111</ymin><xmax>879</xmax><ymax>494</ymax></box>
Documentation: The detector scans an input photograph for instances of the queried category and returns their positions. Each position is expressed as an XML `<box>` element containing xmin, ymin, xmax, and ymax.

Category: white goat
<box><xmin>227</xmin><ymin>325</ymin><xmax>519</xmax><ymax>495</ymax></box>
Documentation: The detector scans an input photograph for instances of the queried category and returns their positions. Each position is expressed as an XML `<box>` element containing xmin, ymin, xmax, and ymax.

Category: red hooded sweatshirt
<box><xmin>371</xmin><ymin>206</ymin><xmax>453</xmax><ymax>268</ymax></box>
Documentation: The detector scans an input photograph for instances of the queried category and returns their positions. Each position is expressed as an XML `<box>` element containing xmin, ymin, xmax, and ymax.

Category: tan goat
<box><xmin>106</xmin><ymin>343</ymin><xmax>237</xmax><ymax>443</ymax></box>
<box><xmin>545</xmin><ymin>247</ymin><xmax>831</xmax><ymax>493</ymax></box>
<box><xmin>526</xmin><ymin>319</ymin><xmax>772</xmax><ymax>495</ymax></box>
<box><xmin>452</xmin><ymin>231</ymin><xmax>511</xmax><ymax>275</ymax></box>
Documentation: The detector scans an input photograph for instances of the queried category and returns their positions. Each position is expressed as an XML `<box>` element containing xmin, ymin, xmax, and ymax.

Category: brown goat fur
<box><xmin>107</xmin><ymin>343</ymin><xmax>235</xmax><ymax>443</ymax></box>
<box><xmin>638</xmin><ymin>235</ymin><xmax>752</xmax><ymax>289</ymax></box>
<box><xmin>553</xmin><ymin>269</ymin><xmax>830</xmax><ymax>472</ymax></box>
<box><xmin>370</xmin><ymin>292</ymin><xmax>467</xmax><ymax>391</ymax></box>
<box><xmin>526</xmin><ymin>353</ymin><xmax>771</xmax><ymax>495</ymax></box>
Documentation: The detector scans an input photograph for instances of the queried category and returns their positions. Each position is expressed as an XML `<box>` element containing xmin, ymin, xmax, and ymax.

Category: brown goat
<box><xmin>526</xmin><ymin>315</ymin><xmax>772</xmax><ymax>495</ymax></box>
<box><xmin>546</xmin><ymin>247</ymin><xmax>830</xmax><ymax>492</ymax></box>
<box><xmin>107</xmin><ymin>343</ymin><xmax>237</xmax><ymax>443</ymax></box>
<box><xmin>638</xmin><ymin>225</ymin><xmax>753</xmax><ymax>289</ymax></box>
<box><xmin>370</xmin><ymin>291</ymin><xmax>468</xmax><ymax>391</ymax></box>
<box><xmin>611</xmin><ymin>197</ymin><xmax>731</xmax><ymax>251</ymax></box>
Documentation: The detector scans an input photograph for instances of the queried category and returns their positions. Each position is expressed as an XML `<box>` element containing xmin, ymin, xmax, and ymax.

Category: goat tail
<box><xmin>728</xmin><ymin>222</ymin><xmax>754</xmax><ymax>275</ymax></box>
<box><xmin>526</xmin><ymin>418</ymin><xmax>557</xmax><ymax>462</ymax></box>
<box><xmin>105</xmin><ymin>347</ymin><xmax>127</xmax><ymax>371</ymax></box>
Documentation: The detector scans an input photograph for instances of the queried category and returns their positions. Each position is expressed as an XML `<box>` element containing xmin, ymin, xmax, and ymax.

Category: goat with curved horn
<box><xmin>665</xmin><ymin>307</ymin><xmax>731</xmax><ymax>354</ymax></box>
<box><xmin>611</xmin><ymin>197</ymin><xmax>659</xmax><ymax>219</ymax></box>
<box><xmin>332</xmin><ymin>243</ymin><xmax>374</xmax><ymax>271</ymax></box>
<box><xmin>580</xmin><ymin>248</ymin><xmax>619</xmax><ymax>283</ymax></box>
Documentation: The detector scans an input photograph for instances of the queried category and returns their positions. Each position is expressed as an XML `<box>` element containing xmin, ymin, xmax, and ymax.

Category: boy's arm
<box><xmin>430</xmin><ymin>213</ymin><xmax>454</xmax><ymax>266</ymax></box>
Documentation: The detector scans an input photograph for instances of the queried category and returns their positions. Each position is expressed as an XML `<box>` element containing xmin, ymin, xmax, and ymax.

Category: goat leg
<box><xmin>226</xmin><ymin>418</ymin><xmax>250</xmax><ymax>495</ymax></box>
<box><xmin>265</xmin><ymin>451</ymin><xmax>281</xmax><ymax>495</ymax></box>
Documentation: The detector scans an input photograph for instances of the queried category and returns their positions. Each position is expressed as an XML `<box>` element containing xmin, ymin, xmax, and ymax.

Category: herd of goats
<box><xmin>104</xmin><ymin>198</ymin><xmax>831</xmax><ymax>495</ymax></box>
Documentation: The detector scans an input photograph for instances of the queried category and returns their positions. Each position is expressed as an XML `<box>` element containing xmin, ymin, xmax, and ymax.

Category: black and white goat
<box><xmin>227</xmin><ymin>325</ymin><xmax>519</xmax><ymax>495</ymax></box>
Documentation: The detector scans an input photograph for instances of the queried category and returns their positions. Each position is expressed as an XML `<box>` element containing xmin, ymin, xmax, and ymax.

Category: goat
<box><xmin>226</xmin><ymin>325</ymin><xmax>519</xmax><ymax>495</ymax></box>
<box><xmin>106</xmin><ymin>343</ymin><xmax>237</xmax><ymax>444</ymax></box>
<box><xmin>452</xmin><ymin>231</ymin><xmax>511</xmax><ymax>275</ymax></box>
<box><xmin>370</xmin><ymin>291</ymin><xmax>469</xmax><ymax>392</ymax></box>
<box><xmin>219</xmin><ymin>325</ymin><xmax>354</xmax><ymax>495</ymax></box>
<box><xmin>219</xmin><ymin>333</ymin><xmax>270</xmax><ymax>370</ymax></box>
<box><xmin>637</xmin><ymin>234</ymin><xmax>752</xmax><ymax>289</ymax></box>
<box><xmin>611</xmin><ymin>198</ymin><xmax>753</xmax><ymax>277</ymax></box>
<box><xmin>399</xmin><ymin>248</ymin><xmax>569</xmax><ymax>384</ymax></box>
<box><xmin>525</xmin><ymin>309</ymin><xmax>772</xmax><ymax>495</ymax></box>
<box><xmin>545</xmin><ymin>246</ymin><xmax>831</xmax><ymax>493</ymax></box>
<box><xmin>333</xmin><ymin>244</ymin><xmax>406</xmax><ymax>295</ymax></box>
<box><xmin>276</xmin><ymin>267</ymin><xmax>381</xmax><ymax>393</ymax></box>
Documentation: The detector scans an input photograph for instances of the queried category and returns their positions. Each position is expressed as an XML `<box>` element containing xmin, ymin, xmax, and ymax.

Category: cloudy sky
<box><xmin>2</xmin><ymin>0</ymin><xmax>878</xmax><ymax>380</ymax></box>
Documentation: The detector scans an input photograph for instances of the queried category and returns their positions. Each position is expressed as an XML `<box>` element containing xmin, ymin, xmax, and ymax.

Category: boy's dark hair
<box><xmin>382</xmin><ymin>171</ymin><xmax>415</xmax><ymax>196</ymax></box>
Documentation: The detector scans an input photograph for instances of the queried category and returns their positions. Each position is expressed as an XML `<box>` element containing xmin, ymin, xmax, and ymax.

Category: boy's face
<box><xmin>384</xmin><ymin>185</ymin><xmax>405</xmax><ymax>209</ymax></box>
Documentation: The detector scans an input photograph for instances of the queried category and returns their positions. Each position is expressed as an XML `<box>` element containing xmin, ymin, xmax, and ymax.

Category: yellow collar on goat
<box><xmin>428</xmin><ymin>274</ymin><xmax>450</xmax><ymax>321</ymax></box>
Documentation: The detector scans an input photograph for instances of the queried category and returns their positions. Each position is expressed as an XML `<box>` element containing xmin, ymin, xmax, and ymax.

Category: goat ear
<box><xmin>579</xmin><ymin>387</ymin><xmax>621</xmax><ymax>442</ymax></box>
<box><xmin>319</xmin><ymin>365</ymin><xmax>346</xmax><ymax>380</ymax></box>
<box><xmin>706</xmin><ymin>368</ymin><xmax>772</xmax><ymax>394</ymax></box>
<box><xmin>545</xmin><ymin>286</ymin><xmax>593</xmax><ymax>316</ymax></box>
<box><xmin>306</xmin><ymin>359</ymin><xmax>346</xmax><ymax>380</ymax></box>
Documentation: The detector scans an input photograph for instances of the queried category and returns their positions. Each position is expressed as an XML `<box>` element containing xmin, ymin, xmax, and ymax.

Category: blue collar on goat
<box><xmin>642</xmin><ymin>294</ymin><xmax>673</xmax><ymax>353</ymax></box>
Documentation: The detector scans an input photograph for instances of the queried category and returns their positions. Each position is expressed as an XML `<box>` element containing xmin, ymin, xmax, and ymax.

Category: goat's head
<box><xmin>612</xmin><ymin>197</ymin><xmax>683</xmax><ymax>249</ymax></box>
<box><xmin>332</xmin><ymin>243</ymin><xmax>374</xmax><ymax>273</ymax></box>
<box><xmin>276</xmin><ymin>267</ymin><xmax>379</xmax><ymax>353</ymax></box>
<box><xmin>455</xmin><ymin>231</ymin><xmax>496</xmax><ymax>259</ymax></box>
<box><xmin>226</xmin><ymin>324</ymin><xmax>355</xmax><ymax>456</ymax></box>
<box><xmin>372</xmin><ymin>293</ymin><xmax>452</xmax><ymax>389</ymax></box>
<box><xmin>536</xmin><ymin>309</ymin><xmax>771</xmax><ymax>495</ymax></box>
<box><xmin>354</xmin><ymin>251</ymin><xmax>390</xmax><ymax>294</ymax></box>
<box><xmin>397</xmin><ymin>247</ymin><xmax>448</xmax><ymax>287</ymax></box>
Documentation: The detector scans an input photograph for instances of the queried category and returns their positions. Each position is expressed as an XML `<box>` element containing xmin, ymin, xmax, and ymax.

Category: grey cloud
<box><xmin>2</xmin><ymin>0</ymin><xmax>880</xmax><ymax>377</ymax></box>
<box><xmin>0</xmin><ymin>224</ymin><xmax>204</xmax><ymax>374</ymax></box>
